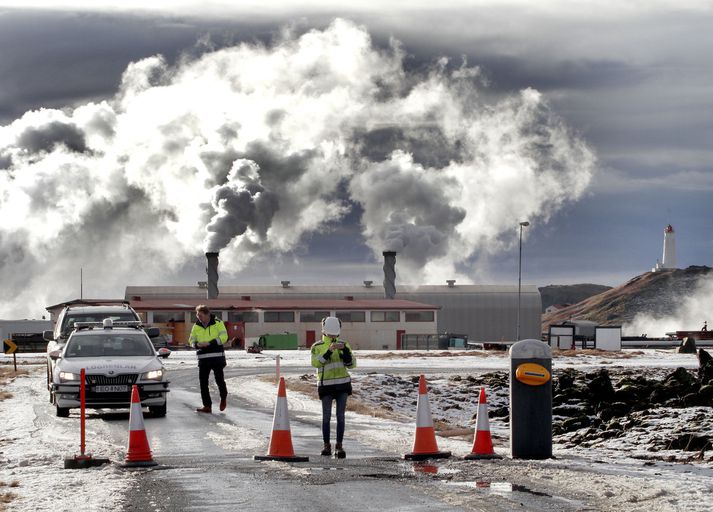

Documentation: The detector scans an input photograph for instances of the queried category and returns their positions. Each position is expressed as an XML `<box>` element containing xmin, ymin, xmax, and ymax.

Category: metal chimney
<box><xmin>205</xmin><ymin>252</ymin><xmax>219</xmax><ymax>299</ymax></box>
<box><xmin>382</xmin><ymin>251</ymin><xmax>396</xmax><ymax>299</ymax></box>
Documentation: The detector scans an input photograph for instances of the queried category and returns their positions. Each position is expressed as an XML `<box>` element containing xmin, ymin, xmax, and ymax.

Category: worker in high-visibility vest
<box><xmin>310</xmin><ymin>316</ymin><xmax>356</xmax><ymax>458</ymax></box>
<box><xmin>188</xmin><ymin>304</ymin><xmax>228</xmax><ymax>413</ymax></box>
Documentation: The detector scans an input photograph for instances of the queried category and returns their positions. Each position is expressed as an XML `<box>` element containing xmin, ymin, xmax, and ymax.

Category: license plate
<box><xmin>94</xmin><ymin>385</ymin><xmax>129</xmax><ymax>393</ymax></box>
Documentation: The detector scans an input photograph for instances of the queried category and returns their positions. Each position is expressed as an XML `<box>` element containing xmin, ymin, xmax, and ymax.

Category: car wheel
<box><xmin>149</xmin><ymin>402</ymin><xmax>167</xmax><ymax>417</ymax></box>
<box><xmin>47</xmin><ymin>367</ymin><xmax>53</xmax><ymax>403</ymax></box>
<box><xmin>56</xmin><ymin>406</ymin><xmax>70</xmax><ymax>418</ymax></box>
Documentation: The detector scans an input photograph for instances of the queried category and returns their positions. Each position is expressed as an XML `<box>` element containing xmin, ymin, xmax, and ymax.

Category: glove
<box><xmin>341</xmin><ymin>347</ymin><xmax>352</xmax><ymax>365</ymax></box>
<box><xmin>209</xmin><ymin>338</ymin><xmax>219</xmax><ymax>346</ymax></box>
<box><xmin>323</xmin><ymin>349</ymin><xmax>333</xmax><ymax>362</ymax></box>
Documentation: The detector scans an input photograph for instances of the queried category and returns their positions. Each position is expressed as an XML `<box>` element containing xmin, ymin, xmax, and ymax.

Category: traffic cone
<box><xmin>254</xmin><ymin>377</ymin><xmax>309</xmax><ymax>462</ymax></box>
<box><xmin>123</xmin><ymin>384</ymin><xmax>158</xmax><ymax>467</ymax></box>
<box><xmin>404</xmin><ymin>375</ymin><xmax>451</xmax><ymax>461</ymax></box>
<box><xmin>465</xmin><ymin>386</ymin><xmax>502</xmax><ymax>460</ymax></box>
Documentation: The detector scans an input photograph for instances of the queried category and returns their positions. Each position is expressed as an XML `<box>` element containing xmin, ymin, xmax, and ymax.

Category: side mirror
<box><xmin>157</xmin><ymin>347</ymin><xmax>171</xmax><ymax>359</ymax></box>
<box><xmin>145</xmin><ymin>327</ymin><xmax>160</xmax><ymax>338</ymax></box>
<box><xmin>43</xmin><ymin>330</ymin><xmax>55</xmax><ymax>342</ymax></box>
<box><xmin>49</xmin><ymin>350</ymin><xmax>62</xmax><ymax>360</ymax></box>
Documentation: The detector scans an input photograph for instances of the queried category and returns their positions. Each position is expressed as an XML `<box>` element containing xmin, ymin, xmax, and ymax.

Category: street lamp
<box><xmin>517</xmin><ymin>221</ymin><xmax>530</xmax><ymax>341</ymax></box>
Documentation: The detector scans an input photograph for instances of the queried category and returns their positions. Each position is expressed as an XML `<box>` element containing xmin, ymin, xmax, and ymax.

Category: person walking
<box><xmin>310</xmin><ymin>316</ymin><xmax>356</xmax><ymax>458</ymax></box>
<box><xmin>188</xmin><ymin>304</ymin><xmax>228</xmax><ymax>413</ymax></box>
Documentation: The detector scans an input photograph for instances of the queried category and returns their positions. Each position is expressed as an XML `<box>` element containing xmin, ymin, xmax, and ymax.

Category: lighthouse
<box><xmin>652</xmin><ymin>224</ymin><xmax>677</xmax><ymax>272</ymax></box>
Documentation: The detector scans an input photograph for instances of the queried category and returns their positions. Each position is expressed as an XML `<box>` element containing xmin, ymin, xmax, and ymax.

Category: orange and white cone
<box><xmin>465</xmin><ymin>386</ymin><xmax>501</xmax><ymax>460</ymax></box>
<box><xmin>404</xmin><ymin>375</ymin><xmax>451</xmax><ymax>460</ymax></box>
<box><xmin>123</xmin><ymin>384</ymin><xmax>158</xmax><ymax>467</ymax></box>
<box><xmin>254</xmin><ymin>377</ymin><xmax>309</xmax><ymax>462</ymax></box>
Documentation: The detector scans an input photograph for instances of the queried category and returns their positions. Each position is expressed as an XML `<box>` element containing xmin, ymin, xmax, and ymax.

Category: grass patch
<box><xmin>0</xmin><ymin>367</ymin><xmax>29</xmax><ymax>402</ymax></box>
<box><xmin>554</xmin><ymin>349</ymin><xmax>643</xmax><ymax>358</ymax></box>
<box><xmin>359</xmin><ymin>351</ymin><xmax>494</xmax><ymax>359</ymax></box>
<box><xmin>0</xmin><ymin>481</ymin><xmax>19</xmax><ymax>511</ymax></box>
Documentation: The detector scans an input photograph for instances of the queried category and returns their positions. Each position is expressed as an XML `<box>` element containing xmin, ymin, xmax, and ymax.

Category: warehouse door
<box><xmin>306</xmin><ymin>330</ymin><xmax>316</xmax><ymax>348</ymax></box>
<box><xmin>396</xmin><ymin>330</ymin><xmax>405</xmax><ymax>350</ymax></box>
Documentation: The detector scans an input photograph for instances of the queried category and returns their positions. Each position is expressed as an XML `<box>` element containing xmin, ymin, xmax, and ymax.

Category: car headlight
<box><xmin>59</xmin><ymin>371</ymin><xmax>80</xmax><ymax>382</ymax></box>
<box><xmin>141</xmin><ymin>369</ymin><xmax>164</xmax><ymax>381</ymax></box>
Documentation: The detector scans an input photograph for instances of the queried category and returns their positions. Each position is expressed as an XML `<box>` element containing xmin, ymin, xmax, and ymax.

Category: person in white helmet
<box><xmin>310</xmin><ymin>316</ymin><xmax>356</xmax><ymax>458</ymax></box>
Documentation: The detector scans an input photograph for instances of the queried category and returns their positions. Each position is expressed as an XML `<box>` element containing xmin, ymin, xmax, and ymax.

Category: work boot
<box><xmin>219</xmin><ymin>397</ymin><xmax>227</xmax><ymax>411</ymax></box>
<box><xmin>321</xmin><ymin>443</ymin><xmax>332</xmax><ymax>456</ymax></box>
<box><xmin>196</xmin><ymin>405</ymin><xmax>212</xmax><ymax>413</ymax></box>
<box><xmin>334</xmin><ymin>443</ymin><xmax>346</xmax><ymax>459</ymax></box>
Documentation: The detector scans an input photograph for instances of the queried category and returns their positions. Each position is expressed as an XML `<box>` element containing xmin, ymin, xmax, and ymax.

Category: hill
<box><xmin>541</xmin><ymin>265</ymin><xmax>713</xmax><ymax>330</ymax></box>
<box><xmin>538</xmin><ymin>283</ymin><xmax>612</xmax><ymax>312</ymax></box>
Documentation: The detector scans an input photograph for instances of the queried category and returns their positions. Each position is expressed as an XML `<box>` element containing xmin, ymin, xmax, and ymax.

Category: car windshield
<box><xmin>61</xmin><ymin>312</ymin><xmax>138</xmax><ymax>335</ymax></box>
<box><xmin>64</xmin><ymin>333</ymin><xmax>154</xmax><ymax>358</ymax></box>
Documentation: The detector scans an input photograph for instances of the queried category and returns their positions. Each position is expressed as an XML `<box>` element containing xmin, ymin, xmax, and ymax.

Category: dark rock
<box><xmin>698</xmin><ymin>349</ymin><xmax>713</xmax><ymax>385</ymax></box>
<box><xmin>682</xmin><ymin>392</ymin><xmax>704</xmax><ymax>407</ymax></box>
<box><xmin>665</xmin><ymin>434</ymin><xmax>712</xmax><ymax>452</ymax></box>
<box><xmin>553</xmin><ymin>404</ymin><xmax>588</xmax><ymax>417</ymax></box>
<box><xmin>598</xmin><ymin>401</ymin><xmax>631</xmax><ymax>419</ymax></box>
<box><xmin>598</xmin><ymin>429</ymin><xmax>623</xmax><ymax>440</ymax></box>
<box><xmin>678</xmin><ymin>337</ymin><xmax>697</xmax><ymax>354</ymax></box>
<box><xmin>587</xmin><ymin>369</ymin><xmax>616</xmax><ymax>405</ymax></box>
<box><xmin>665</xmin><ymin>367</ymin><xmax>696</xmax><ymax>387</ymax></box>
<box><xmin>698</xmin><ymin>384</ymin><xmax>713</xmax><ymax>405</ymax></box>
<box><xmin>613</xmin><ymin>385</ymin><xmax>640</xmax><ymax>404</ymax></box>
<box><xmin>561</xmin><ymin>415</ymin><xmax>592</xmax><ymax>432</ymax></box>
<box><xmin>489</xmin><ymin>407</ymin><xmax>509</xmax><ymax>418</ymax></box>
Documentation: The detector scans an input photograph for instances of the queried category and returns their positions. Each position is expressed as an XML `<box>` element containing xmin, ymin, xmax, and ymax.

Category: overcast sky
<box><xmin>1</xmin><ymin>1</ymin><xmax>712</xmax><ymax>318</ymax></box>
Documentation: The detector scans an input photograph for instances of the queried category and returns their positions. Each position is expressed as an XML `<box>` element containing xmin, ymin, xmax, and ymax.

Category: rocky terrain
<box><xmin>539</xmin><ymin>283</ymin><xmax>612</xmax><ymax>312</ymax></box>
<box><xmin>541</xmin><ymin>265</ymin><xmax>713</xmax><ymax>331</ymax></box>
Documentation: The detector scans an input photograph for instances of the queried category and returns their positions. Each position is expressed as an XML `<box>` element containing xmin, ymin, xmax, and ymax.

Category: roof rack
<box><xmin>73</xmin><ymin>320</ymin><xmax>143</xmax><ymax>331</ymax></box>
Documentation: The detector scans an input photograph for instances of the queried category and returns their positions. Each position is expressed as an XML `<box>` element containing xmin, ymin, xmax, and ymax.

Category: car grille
<box><xmin>86</xmin><ymin>374</ymin><xmax>138</xmax><ymax>385</ymax></box>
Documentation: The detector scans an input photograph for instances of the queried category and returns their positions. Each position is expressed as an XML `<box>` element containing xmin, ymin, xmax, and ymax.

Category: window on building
<box><xmin>264</xmin><ymin>311</ymin><xmax>295</xmax><ymax>323</ymax></box>
<box><xmin>336</xmin><ymin>311</ymin><xmax>366</xmax><ymax>322</ymax></box>
<box><xmin>227</xmin><ymin>311</ymin><xmax>259</xmax><ymax>323</ymax></box>
<box><xmin>300</xmin><ymin>311</ymin><xmax>331</xmax><ymax>323</ymax></box>
<box><xmin>405</xmin><ymin>311</ymin><xmax>435</xmax><ymax>322</ymax></box>
<box><xmin>153</xmin><ymin>311</ymin><xmax>186</xmax><ymax>323</ymax></box>
<box><xmin>370</xmin><ymin>311</ymin><xmax>400</xmax><ymax>322</ymax></box>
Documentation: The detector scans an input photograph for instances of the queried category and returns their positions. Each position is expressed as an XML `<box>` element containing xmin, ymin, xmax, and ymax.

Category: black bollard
<box><xmin>509</xmin><ymin>339</ymin><xmax>552</xmax><ymax>459</ymax></box>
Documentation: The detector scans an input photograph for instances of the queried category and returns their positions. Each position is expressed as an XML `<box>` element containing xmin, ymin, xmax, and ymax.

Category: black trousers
<box><xmin>198</xmin><ymin>357</ymin><xmax>227</xmax><ymax>407</ymax></box>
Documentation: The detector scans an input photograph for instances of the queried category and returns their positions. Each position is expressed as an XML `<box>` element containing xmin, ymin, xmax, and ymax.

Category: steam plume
<box><xmin>0</xmin><ymin>19</ymin><xmax>595</xmax><ymax>317</ymax></box>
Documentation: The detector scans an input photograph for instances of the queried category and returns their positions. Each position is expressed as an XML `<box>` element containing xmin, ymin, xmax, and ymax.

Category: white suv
<box><xmin>50</xmin><ymin>319</ymin><xmax>169</xmax><ymax>417</ymax></box>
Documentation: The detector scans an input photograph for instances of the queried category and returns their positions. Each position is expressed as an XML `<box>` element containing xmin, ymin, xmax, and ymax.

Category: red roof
<box><xmin>128</xmin><ymin>298</ymin><xmax>439</xmax><ymax>311</ymax></box>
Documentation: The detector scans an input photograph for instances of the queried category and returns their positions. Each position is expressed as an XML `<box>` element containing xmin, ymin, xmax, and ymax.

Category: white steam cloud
<box><xmin>625</xmin><ymin>276</ymin><xmax>713</xmax><ymax>337</ymax></box>
<box><xmin>0</xmin><ymin>19</ymin><xmax>595</xmax><ymax>317</ymax></box>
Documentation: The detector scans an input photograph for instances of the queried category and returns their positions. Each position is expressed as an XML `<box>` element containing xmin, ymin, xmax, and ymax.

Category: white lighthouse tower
<box><xmin>653</xmin><ymin>224</ymin><xmax>677</xmax><ymax>271</ymax></box>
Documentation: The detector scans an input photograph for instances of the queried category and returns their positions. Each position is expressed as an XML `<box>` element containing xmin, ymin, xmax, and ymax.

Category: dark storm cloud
<box><xmin>16</xmin><ymin>120</ymin><xmax>87</xmax><ymax>153</ymax></box>
<box><xmin>0</xmin><ymin>9</ymin><xmax>281</xmax><ymax>123</ymax></box>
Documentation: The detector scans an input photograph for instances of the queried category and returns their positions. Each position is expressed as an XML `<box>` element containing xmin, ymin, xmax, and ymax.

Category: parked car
<box><xmin>49</xmin><ymin>319</ymin><xmax>169</xmax><ymax>417</ymax></box>
<box><xmin>44</xmin><ymin>303</ymin><xmax>164</xmax><ymax>398</ymax></box>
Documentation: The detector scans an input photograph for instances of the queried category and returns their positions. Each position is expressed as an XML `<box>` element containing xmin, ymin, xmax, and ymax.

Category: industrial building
<box><xmin>123</xmin><ymin>252</ymin><xmax>542</xmax><ymax>347</ymax></box>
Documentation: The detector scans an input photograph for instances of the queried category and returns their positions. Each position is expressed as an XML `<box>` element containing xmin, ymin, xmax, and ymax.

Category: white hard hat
<box><xmin>322</xmin><ymin>316</ymin><xmax>341</xmax><ymax>337</ymax></box>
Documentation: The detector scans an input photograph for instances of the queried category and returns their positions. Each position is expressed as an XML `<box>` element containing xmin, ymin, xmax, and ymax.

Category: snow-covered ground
<box><xmin>1</xmin><ymin>348</ymin><xmax>711</xmax><ymax>511</ymax></box>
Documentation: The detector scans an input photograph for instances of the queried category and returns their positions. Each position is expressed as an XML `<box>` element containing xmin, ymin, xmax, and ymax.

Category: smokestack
<box><xmin>206</xmin><ymin>252</ymin><xmax>219</xmax><ymax>299</ymax></box>
<box><xmin>382</xmin><ymin>251</ymin><xmax>396</xmax><ymax>299</ymax></box>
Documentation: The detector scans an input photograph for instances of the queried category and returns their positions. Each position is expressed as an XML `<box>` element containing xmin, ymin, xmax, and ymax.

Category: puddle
<box><xmin>407</xmin><ymin>462</ymin><xmax>461</xmax><ymax>475</ymax></box>
<box><xmin>447</xmin><ymin>480</ymin><xmax>552</xmax><ymax>497</ymax></box>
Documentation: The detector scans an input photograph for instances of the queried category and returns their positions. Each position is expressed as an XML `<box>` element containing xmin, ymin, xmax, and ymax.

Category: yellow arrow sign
<box><xmin>3</xmin><ymin>339</ymin><xmax>17</xmax><ymax>354</ymax></box>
